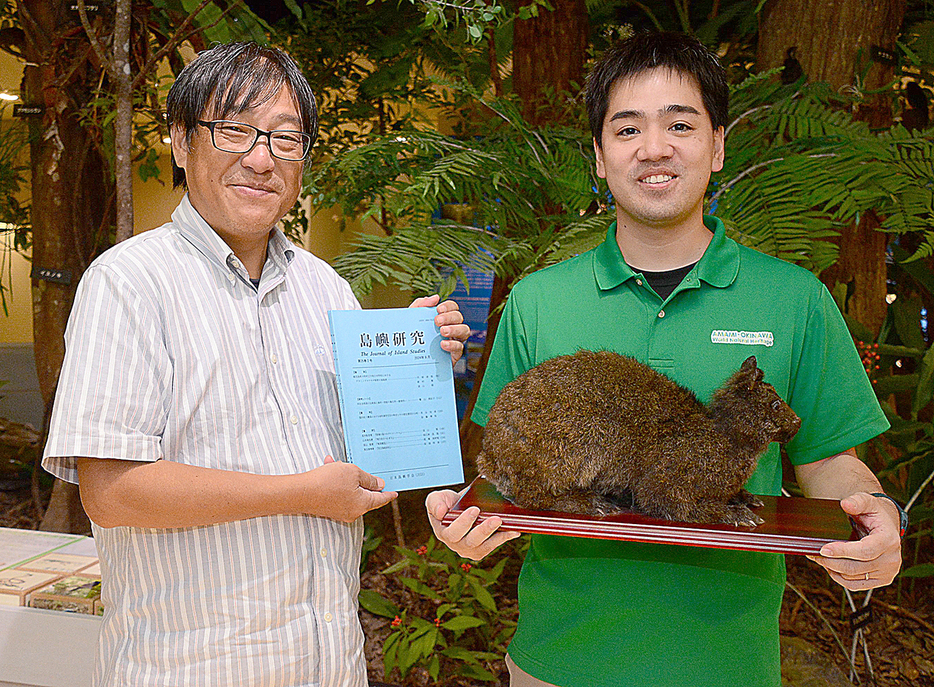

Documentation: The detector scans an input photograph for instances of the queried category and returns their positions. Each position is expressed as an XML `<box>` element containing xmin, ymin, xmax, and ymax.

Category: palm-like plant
<box><xmin>322</xmin><ymin>75</ymin><xmax>934</xmax><ymax>302</ymax></box>
<box><xmin>318</xmin><ymin>93</ymin><xmax>612</xmax><ymax>299</ymax></box>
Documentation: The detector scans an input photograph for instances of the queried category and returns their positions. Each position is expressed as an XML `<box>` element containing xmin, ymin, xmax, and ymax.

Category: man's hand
<box><xmin>303</xmin><ymin>456</ymin><xmax>398</xmax><ymax>523</ymax></box>
<box><xmin>426</xmin><ymin>488</ymin><xmax>521</xmax><ymax>561</ymax></box>
<box><xmin>806</xmin><ymin>492</ymin><xmax>902</xmax><ymax>590</ymax></box>
<box><xmin>409</xmin><ymin>294</ymin><xmax>470</xmax><ymax>365</ymax></box>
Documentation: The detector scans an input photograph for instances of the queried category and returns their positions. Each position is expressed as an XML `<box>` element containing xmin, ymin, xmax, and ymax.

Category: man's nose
<box><xmin>637</xmin><ymin>127</ymin><xmax>673</xmax><ymax>161</ymax></box>
<box><xmin>241</xmin><ymin>134</ymin><xmax>276</xmax><ymax>172</ymax></box>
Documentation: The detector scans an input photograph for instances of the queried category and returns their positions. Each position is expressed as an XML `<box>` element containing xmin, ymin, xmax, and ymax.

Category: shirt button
<box><xmin>290</xmin><ymin>415</ymin><xmax>298</xmax><ymax>425</ymax></box>
<box><xmin>271</xmin><ymin>353</ymin><xmax>278</xmax><ymax>365</ymax></box>
<box><xmin>636</xmin><ymin>279</ymin><xmax>643</xmax><ymax>286</ymax></box>
<box><xmin>320</xmin><ymin>548</ymin><xmax>327</xmax><ymax>558</ymax></box>
<box><xmin>324</xmin><ymin>612</ymin><xmax>333</xmax><ymax>623</ymax></box>
<box><xmin>658</xmin><ymin>310</ymin><xmax>666</xmax><ymax>318</ymax></box>
<box><xmin>227</xmin><ymin>273</ymin><xmax>235</xmax><ymax>283</ymax></box>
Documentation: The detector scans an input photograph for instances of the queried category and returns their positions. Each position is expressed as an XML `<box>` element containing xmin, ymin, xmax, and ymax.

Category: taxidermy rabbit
<box><xmin>476</xmin><ymin>351</ymin><xmax>801</xmax><ymax>526</ymax></box>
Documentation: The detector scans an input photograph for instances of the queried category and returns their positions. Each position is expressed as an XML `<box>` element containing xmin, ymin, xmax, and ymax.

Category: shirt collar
<box><xmin>593</xmin><ymin>215</ymin><xmax>738</xmax><ymax>291</ymax></box>
<box><xmin>172</xmin><ymin>194</ymin><xmax>295</xmax><ymax>277</ymax></box>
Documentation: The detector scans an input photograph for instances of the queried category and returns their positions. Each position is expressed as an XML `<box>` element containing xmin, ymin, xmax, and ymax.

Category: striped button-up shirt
<box><xmin>44</xmin><ymin>195</ymin><xmax>366</xmax><ymax>687</ymax></box>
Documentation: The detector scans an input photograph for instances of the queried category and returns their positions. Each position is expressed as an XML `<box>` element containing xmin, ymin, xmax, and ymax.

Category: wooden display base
<box><xmin>440</xmin><ymin>478</ymin><xmax>860</xmax><ymax>555</ymax></box>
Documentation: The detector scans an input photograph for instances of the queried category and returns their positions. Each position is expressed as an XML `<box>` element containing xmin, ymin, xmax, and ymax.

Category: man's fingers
<box><xmin>364</xmin><ymin>489</ymin><xmax>398</xmax><ymax>513</ymax></box>
<box><xmin>464</xmin><ymin>530</ymin><xmax>522</xmax><ymax>561</ymax></box>
<box><xmin>409</xmin><ymin>294</ymin><xmax>441</xmax><ymax>308</ymax></box>
<box><xmin>355</xmin><ymin>467</ymin><xmax>386</xmax><ymax>492</ymax></box>
<box><xmin>426</xmin><ymin>489</ymin><xmax>460</xmax><ymax>521</ymax></box>
<box><xmin>438</xmin><ymin>506</ymin><xmax>482</xmax><ymax>544</ymax></box>
<box><xmin>434</xmin><ymin>299</ymin><xmax>461</xmax><ymax>316</ymax></box>
<box><xmin>839</xmin><ymin>491</ymin><xmax>877</xmax><ymax>516</ymax></box>
<box><xmin>460</xmin><ymin>516</ymin><xmax>515</xmax><ymax>550</ymax></box>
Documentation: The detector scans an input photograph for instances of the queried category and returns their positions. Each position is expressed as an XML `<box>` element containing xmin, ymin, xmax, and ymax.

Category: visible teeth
<box><xmin>643</xmin><ymin>175</ymin><xmax>672</xmax><ymax>184</ymax></box>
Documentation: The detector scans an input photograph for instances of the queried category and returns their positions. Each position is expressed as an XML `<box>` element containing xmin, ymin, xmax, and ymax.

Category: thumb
<box><xmin>840</xmin><ymin>492</ymin><xmax>876</xmax><ymax>517</ymax></box>
<box><xmin>356</xmin><ymin>468</ymin><xmax>386</xmax><ymax>492</ymax></box>
<box><xmin>365</xmin><ymin>489</ymin><xmax>398</xmax><ymax>512</ymax></box>
<box><xmin>323</xmin><ymin>455</ymin><xmax>336</xmax><ymax>465</ymax></box>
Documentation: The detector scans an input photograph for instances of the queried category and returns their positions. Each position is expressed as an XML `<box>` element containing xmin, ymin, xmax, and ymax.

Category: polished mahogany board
<box><xmin>440</xmin><ymin>478</ymin><xmax>859</xmax><ymax>556</ymax></box>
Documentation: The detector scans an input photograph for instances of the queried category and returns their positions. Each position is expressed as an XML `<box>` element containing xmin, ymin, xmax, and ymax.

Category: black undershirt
<box><xmin>637</xmin><ymin>262</ymin><xmax>697</xmax><ymax>301</ymax></box>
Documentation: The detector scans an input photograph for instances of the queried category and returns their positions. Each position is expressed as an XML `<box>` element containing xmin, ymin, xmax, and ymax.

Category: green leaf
<box><xmin>428</xmin><ymin>653</ymin><xmax>441</xmax><ymax>681</ymax></box>
<box><xmin>358</xmin><ymin>589</ymin><xmax>399</xmax><ymax>618</ymax></box>
<box><xmin>442</xmin><ymin>615</ymin><xmax>486</xmax><ymax>631</ymax></box>
<box><xmin>282</xmin><ymin>0</ymin><xmax>303</xmax><ymax>19</ymax></box>
<box><xmin>456</xmin><ymin>663</ymin><xmax>498</xmax><ymax>681</ymax></box>
<box><xmin>468</xmin><ymin>577</ymin><xmax>497</xmax><ymax>612</ymax></box>
<box><xmin>900</xmin><ymin>563</ymin><xmax>934</xmax><ymax>578</ymax></box>
<box><xmin>912</xmin><ymin>345</ymin><xmax>934</xmax><ymax>419</ymax></box>
<box><xmin>400</xmin><ymin>576</ymin><xmax>443</xmax><ymax>600</ymax></box>
<box><xmin>441</xmin><ymin>646</ymin><xmax>482</xmax><ymax>663</ymax></box>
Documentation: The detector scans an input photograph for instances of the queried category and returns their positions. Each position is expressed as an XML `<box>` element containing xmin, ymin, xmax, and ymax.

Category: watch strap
<box><xmin>870</xmin><ymin>492</ymin><xmax>908</xmax><ymax>537</ymax></box>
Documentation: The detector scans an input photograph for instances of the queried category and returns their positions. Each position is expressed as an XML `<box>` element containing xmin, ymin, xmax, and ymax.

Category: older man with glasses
<box><xmin>43</xmin><ymin>41</ymin><xmax>468</xmax><ymax>687</ymax></box>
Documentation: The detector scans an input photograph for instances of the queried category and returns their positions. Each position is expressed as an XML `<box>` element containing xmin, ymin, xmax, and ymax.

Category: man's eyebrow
<box><xmin>270</xmin><ymin>113</ymin><xmax>304</xmax><ymax>129</ymax></box>
<box><xmin>666</xmin><ymin>104</ymin><xmax>702</xmax><ymax>116</ymax></box>
<box><xmin>608</xmin><ymin>104</ymin><xmax>702</xmax><ymax>122</ymax></box>
<box><xmin>609</xmin><ymin>109</ymin><xmax>644</xmax><ymax>122</ymax></box>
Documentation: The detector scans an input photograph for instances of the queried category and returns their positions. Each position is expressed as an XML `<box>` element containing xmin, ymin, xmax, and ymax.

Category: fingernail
<box><xmin>820</xmin><ymin>546</ymin><xmax>834</xmax><ymax>557</ymax></box>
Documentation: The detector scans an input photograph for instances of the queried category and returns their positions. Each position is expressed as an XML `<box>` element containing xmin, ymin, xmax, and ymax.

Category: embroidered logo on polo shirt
<box><xmin>711</xmin><ymin>330</ymin><xmax>774</xmax><ymax>347</ymax></box>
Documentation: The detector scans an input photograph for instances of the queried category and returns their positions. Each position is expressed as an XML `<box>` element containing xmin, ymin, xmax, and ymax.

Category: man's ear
<box><xmin>594</xmin><ymin>137</ymin><xmax>606</xmax><ymax>179</ymax></box>
<box><xmin>711</xmin><ymin>125</ymin><xmax>725</xmax><ymax>173</ymax></box>
<box><xmin>170</xmin><ymin>124</ymin><xmax>189</xmax><ymax>172</ymax></box>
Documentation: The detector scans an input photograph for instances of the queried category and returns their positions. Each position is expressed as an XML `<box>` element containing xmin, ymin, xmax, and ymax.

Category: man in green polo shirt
<box><xmin>426</xmin><ymin>32</ymin><xmax>904</xmax><ymax>686</ymax></box>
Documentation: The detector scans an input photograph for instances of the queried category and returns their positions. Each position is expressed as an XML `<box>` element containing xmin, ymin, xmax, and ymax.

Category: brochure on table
<box><xmin>329</xmin><ymin>307</ymin><xmax>464</xmax><ymax>492</ymax></box>
<box><xmin>0</xmin><ymin>527</ymin><xmax>101</xmax><ymax>610</ymax></box>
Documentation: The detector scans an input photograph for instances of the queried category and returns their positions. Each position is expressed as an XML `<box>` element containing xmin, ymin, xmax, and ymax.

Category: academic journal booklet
<box><xmin>328</xmin><ymin>307</ymin><xmax>465</xmax><ymax>492</ymax></box>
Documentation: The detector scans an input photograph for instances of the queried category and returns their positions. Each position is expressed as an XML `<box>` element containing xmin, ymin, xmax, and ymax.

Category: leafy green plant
<box><xmin>358</xmin><ymin>536</ymin><xmax>522</xmax><ymax>683</ymax></box>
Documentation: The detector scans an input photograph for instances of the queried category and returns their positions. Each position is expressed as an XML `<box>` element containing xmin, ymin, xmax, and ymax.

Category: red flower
<box><xmin>391</xmin><ymin>616</ymin><xmax>402</xmax><ymax>627</ymax></box>
<box><xmin>416</xmin><ymin>546</ymin><xmax>428</xmax><ymax>556</ymax></box>
<box><xmin>460</xmin><ymin>563</ymin><xmax>472</xmax><ymax>572</ymax></box>
<box><xmin>434</xmin><ymin>618</ymin><xmax>442</xmax><ymax>627</ymax></box>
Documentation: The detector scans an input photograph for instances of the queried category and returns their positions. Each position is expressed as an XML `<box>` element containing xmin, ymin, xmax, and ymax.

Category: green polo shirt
<box><xmin>472</xmin><ymin>216</ymin><xmax>888</xmax><ymax>686</ymax></box>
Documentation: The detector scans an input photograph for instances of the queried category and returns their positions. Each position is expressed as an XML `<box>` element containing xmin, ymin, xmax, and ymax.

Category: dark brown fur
<box><xmin>476</xmin><ymin>351</ymin><xmax>801</xmax><ymax>526</ymax></box>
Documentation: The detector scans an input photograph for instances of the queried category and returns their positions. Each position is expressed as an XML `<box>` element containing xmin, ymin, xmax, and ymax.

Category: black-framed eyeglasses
<box><xmin>197</xmin><ymin>120</ymin><xmax>311</xmax><ymax>161</ymax></box>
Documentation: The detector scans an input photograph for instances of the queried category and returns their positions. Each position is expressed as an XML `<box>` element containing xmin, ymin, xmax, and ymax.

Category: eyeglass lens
<box><xmin>210</xmin><ymin>121</ymin><xmax>309</xmax><ymax>160</ymax></box>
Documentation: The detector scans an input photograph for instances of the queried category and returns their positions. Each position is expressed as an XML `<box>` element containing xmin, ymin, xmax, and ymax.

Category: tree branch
<box><xmin>76</xmin><ymin>0</ymin><xmax>117</xmax><ymax>81</ymax></box>
<box><xmin>133</xmin><ymin>0</ymin><xmax>227</xmax><ymax>90</ymax></box>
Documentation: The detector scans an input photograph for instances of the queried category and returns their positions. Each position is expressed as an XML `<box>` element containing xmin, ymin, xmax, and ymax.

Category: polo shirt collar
<box><xmin>593</xmin><ymin>215</ymin><xmax>738</xmax><ymax>291</ymax></box>
<box><xmin>172</xmin><ymin>194</ymin><xmax>295</xmax><ymax>277</ymax></box>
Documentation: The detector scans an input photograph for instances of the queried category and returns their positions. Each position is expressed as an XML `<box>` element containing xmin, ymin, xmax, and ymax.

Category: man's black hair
<box><xmin>585</xmin><ymin>32</ymin><xmax>728</xmax><ymax>148</ymax></box>
<box><xmin>165</xmin><ymin>41</ymin><xmax>318</xmax><ymax>188</ymax></box>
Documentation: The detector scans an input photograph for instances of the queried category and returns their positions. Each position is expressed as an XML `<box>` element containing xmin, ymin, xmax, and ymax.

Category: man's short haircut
<box><xmin>585</xmin><ymin>32</ymin><xmax>728</xmax><ymax>148</ymax></box>
<box><xmin>166</xmin><ymin>41</ymin><xmax>318</xmax><ymax>188</ymax></box>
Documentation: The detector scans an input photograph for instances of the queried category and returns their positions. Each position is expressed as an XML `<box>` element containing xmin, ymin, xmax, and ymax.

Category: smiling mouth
<box><xmin>232</xmin><ymin>183</ymin><xmax>278</xmax><ymax>194</ymax></box>
<box><xmin>640</xmin><ymin>174</ymin><xmax>675</xmax><ymax>185</ymax></box>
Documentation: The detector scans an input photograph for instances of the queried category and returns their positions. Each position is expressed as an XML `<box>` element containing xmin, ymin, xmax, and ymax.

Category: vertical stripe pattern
<box><xmin>43</xmin><ymin>195</ymin><xmax>366</xmax><ymax>687</ymax></box>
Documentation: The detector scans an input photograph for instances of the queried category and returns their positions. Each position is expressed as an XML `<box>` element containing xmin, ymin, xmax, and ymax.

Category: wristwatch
<box><xmin>870</xmin><ymin>492</ymin><xmax>908</xmax><ymax>537</ymax></box>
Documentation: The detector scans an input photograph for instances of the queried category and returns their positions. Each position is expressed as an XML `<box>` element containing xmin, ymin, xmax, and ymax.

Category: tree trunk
<box><xmin>757</xmin><ymin>0</ymin><xmax>906</xmax><ymax>336</ymax></box>
<box><xmin>113</xmin><ymin>0</ymin><xmax>135</xmax><ymax>242</ymax></box>
<box><xmin>18</xmin><ymin>0</ymin><xmax>114</xmax><ymax>533</ymax></box>
<box><xmin>512</xmin><ymin>0</ymin><xmax>589</xmax><ymax>127</ymax></box>
<box><xmin>459</xmin><ymin>3</ymin><xmax>590</xmax><ymax>468</ymax></box>
<box><xmin>458</xmin><ymin>274</ymin><xmax>512</xmax><ymax>471</ymax></box>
